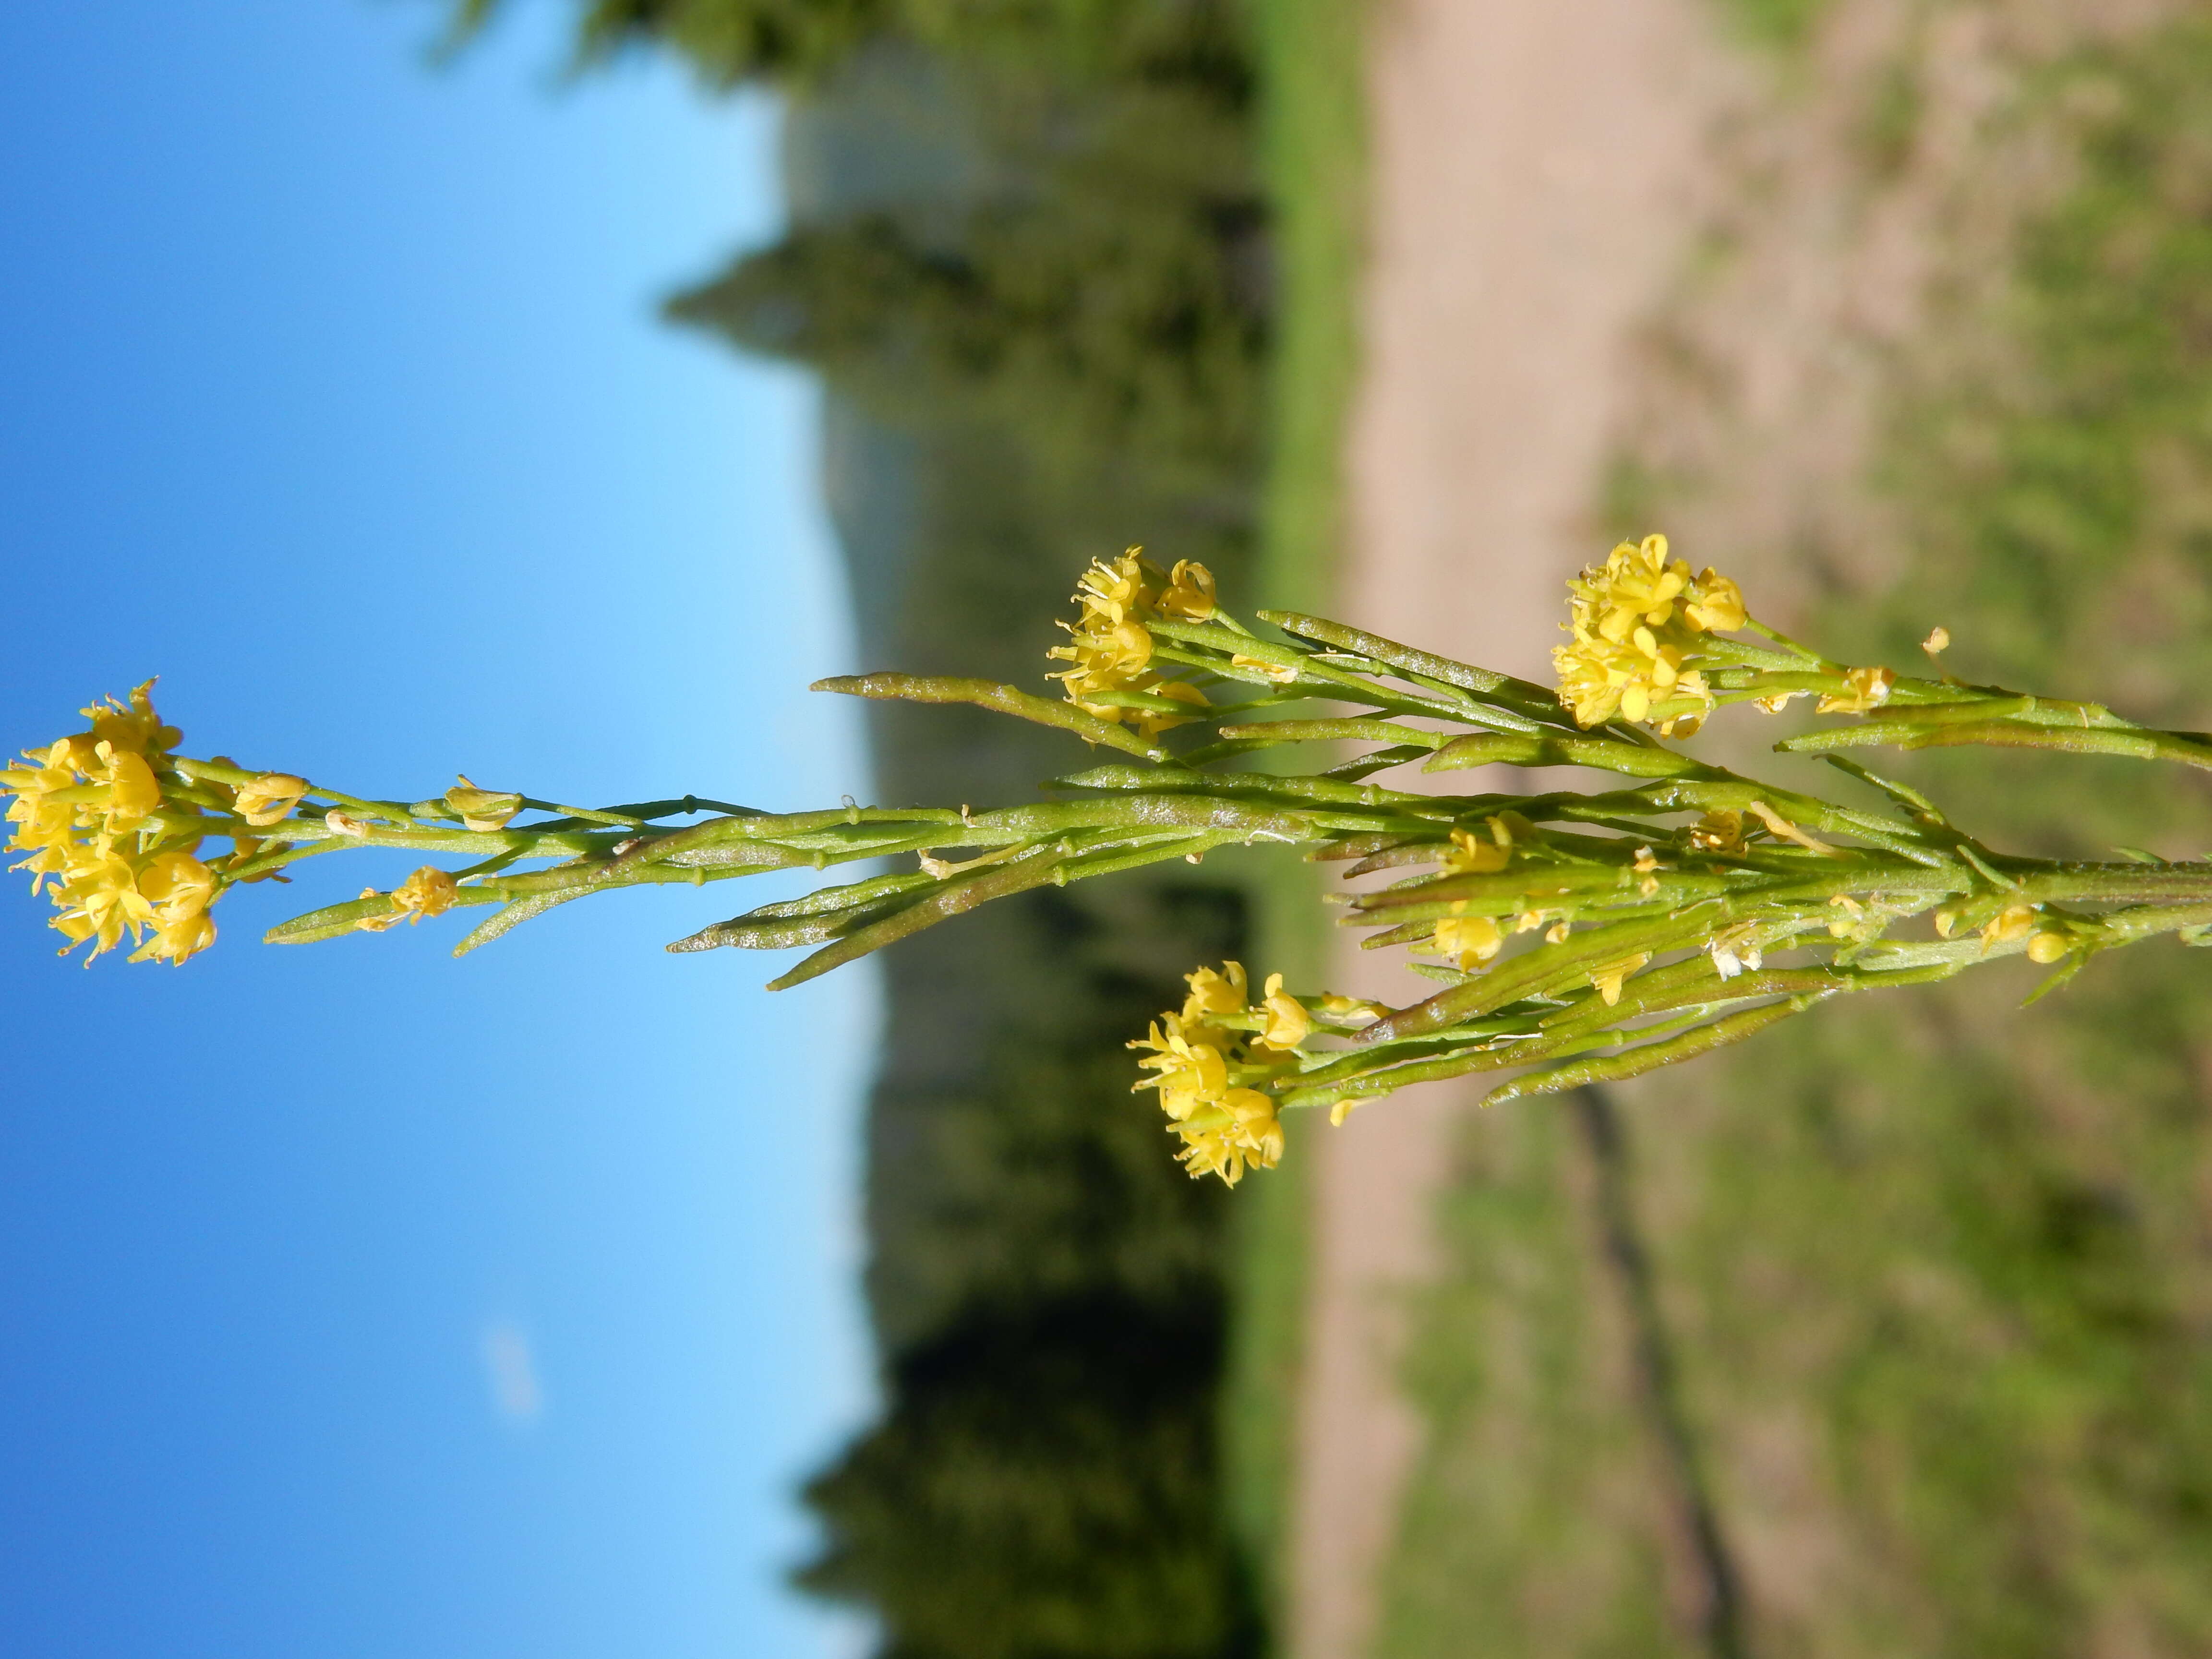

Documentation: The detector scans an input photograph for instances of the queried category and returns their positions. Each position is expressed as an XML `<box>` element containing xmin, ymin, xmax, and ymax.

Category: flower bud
<box><xmin>1254</xmin><ymin>973</ymin><xmax>1311</xmax><ymax>1052</ymax></box>
<box><xmin>234</xmin><ymin>773</ymin><xmax>309</xmax><ymax>827</ymax></box>
<box><xmin>1443</xmin><ymin>826</ymin><xmax>1508</xmax><ymax>875</ymax></box>
<box><xmin>1180</xmin><ymin>962</ymin><xmax>1248</xmax><ymax>1021</ymax></box>
<box><xmin>1981</xmin><ymin>902</ymin><xmax>2038</xmax><ymax>951</ymax></box>
<box><xmin>1433</xmin><ymin>913</ymin><xmax>1503</xmax><ymax>969</ymax></box>
<box><xmin>1817</xmin><ymin>664</ymin><xmax>1897</xmax><ymax>714</ymax></box>
<box><xmin>1231</xmin><ymin>652</ymin><xmax>1298</xmax><ymax>685</ymax></box>
<box><xmin>1157</xmin><ymin>559</ymin><xmax>1217</xmax><ymax>621</ymax></box>
<box><xmin>445</xmin><ymin>776</ymin><xmax>522</xmax><ymax>833</ymax></box>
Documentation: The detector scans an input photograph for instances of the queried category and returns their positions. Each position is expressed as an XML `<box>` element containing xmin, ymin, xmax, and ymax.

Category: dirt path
<box><xmin>1288</xmin><ymin>4</ymin><xmax>1732</xmax><ymax>1656</ymax></box>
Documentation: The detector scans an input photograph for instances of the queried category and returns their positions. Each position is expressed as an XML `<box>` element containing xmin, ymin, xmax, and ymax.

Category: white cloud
<box><xmin>480</xmin><ymin>1319</ymin><xmax>546</xmax><ymax>1427</ymax></box>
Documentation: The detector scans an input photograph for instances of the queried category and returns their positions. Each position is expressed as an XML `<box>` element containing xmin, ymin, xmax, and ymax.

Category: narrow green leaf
<box><xmin>812</xmin><ymin>673</ymin><xmax>1168</xmax><ymax>760</ymax></box>
<box><xmin>1481</xmin><ymin>994</ymin><xmax>1826</xmax><ymax>1106</ymax></box>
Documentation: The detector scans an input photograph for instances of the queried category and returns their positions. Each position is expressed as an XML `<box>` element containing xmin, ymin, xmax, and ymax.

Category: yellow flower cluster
<box><xmin>1048</xmin><ymin>549</ymin><xmax>1218</xmax><ymax>739</ymax></box>
<box><xmin>1553</xmin><ymin>534</ymin><xmax>1746</xmax><ymax>733</ymax></box>
<box><xmin>1</xmin><ymin>684</ymin><xmax>225</xmax><ymax>964</ymax></box>
<box><xmin>1130</xmin><ymin>961</ymin><xmax>1311</xmax><ymax>1185</ymax></box>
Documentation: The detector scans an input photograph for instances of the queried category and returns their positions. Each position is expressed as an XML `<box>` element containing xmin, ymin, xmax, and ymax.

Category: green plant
<box><xmin>18</xmin><ymin>536</ymin><xmax>2212</xmax><ymax>1188</ymax></box>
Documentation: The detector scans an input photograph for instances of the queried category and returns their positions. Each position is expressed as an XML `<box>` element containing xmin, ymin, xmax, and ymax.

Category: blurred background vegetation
<box><xmin>457</xmin><ymin>0</ymin><xmax>2212</xmax><ymax>1654</ymax></box>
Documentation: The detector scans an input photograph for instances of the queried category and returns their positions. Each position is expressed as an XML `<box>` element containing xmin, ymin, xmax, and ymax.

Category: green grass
<box><xmin>1372</xmin><ymin>12</ymin><xmax>2212</xmax><ymax>1655</ymax></box>
<box><xmin>1221</xmin><ymin>0</ymin><xmax>1369</xmax><ymax>1637</ymax></box>
<box><xmin>1709</xmin><ymin>0</ymin><xmax>1835</xmax><ymax>50</ymax></box>
<box><xmin>1250</xmin><ymin>0</ymin><xmax>1367</xmax><ymax>620</ymax></box>
<box><xmin>1376</xmin><ymin>1105</ymin><xmax>1700</xmax><ymax>1659</ymax></box>
<box><xmin>1219</xmin><ymin>842</ymin><xmax>1327</xmax><ymax>1631</ymax></box>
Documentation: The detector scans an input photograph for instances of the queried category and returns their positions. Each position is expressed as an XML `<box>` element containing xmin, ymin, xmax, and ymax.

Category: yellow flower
<box><xmin>1157</xmin><ymin>559</ymin><xmax>1217</xmax><ymax>621</ymax></box>
<box><xmin>1577</xmin><ymin>534</ymin><xmax>1690</xmax><ymax>644</ymax></box>
<box><xmin>445</xmin><ymin>776</ymin><xmax>522</xmax><ymax>832</ymax></box>
<box><xmin>139</xmin><ymin>849</ymin><xmax>216</xmax><ymax>915</ymax></box>
<box><xmin>1442</xmin><ymin>825</ymin><xmax>1508</xmax><ymax>875</ymax></box>
<box><xmin>356</xmin><ymin>866</ymin><xmax>460</xmax><ymax>933</ymax></box>
<box><xmin>134</xmin><ymin>906</ymin><xmax>216</xmax><ymax>965</ymax></box>
<box><xmin>1553</xmin><ymin>534</ymin><xmax>1744</xmax><ymax>732</ymax></box>
<box><xmin>1433</xmin><ymin>911</ymin><xmax>1503</xmax><ymax>969</ymax></box>
<box><xmin>1688</xmin><ymin>810</ymin><xmax>1744</xmax><ymax>853</ymax></box>
<box><xmin>2027</xmin><ymin>930</ymin><xmax>2070</xmax><ymax>964</ymax></box>
<box><xmin>1554</xmin><ymin>626</ymin><xmax>1710</xmax><ymax>732</ymax></box>
<box><xmin>2</xmin><ymin>687</ymin><xmax>254</xmax><ymax>966</ymax></box>
<box><xmin>8</xmin><ymin>837</ymin><xmax>76</xmax><ymax>896</ymax></box>
<box><xmin>81</xmin><ymin>682</ymin><xmax>180</xmax><ymax>758</ymax></box>
<box><xmin>1981</xmin><ymin>902</ymin><xmax>2037</xmax><ymax>953</ymax></box>
<box><xmin>1134</xmin><ymin>961</ymin><xmax>1313</xmax><ymax>1184</ymax></box>
<box><xmin>1047</xmin><ymin>549</ymin><xmax>1214</xmax><ymax>733</ymax></box>
<box><xmin>234</xmin><ymin>772</ymin><xmax>309</xmax><ymax>828</ymax></box>
<box><xmin>1173</xmin><ymin>1089</ymin><xmax>1285</xmax><ymax>1186</ymax></box>
<box><xmin>393</xmin><ymin>866</ymin><xmax>459</xmax><ymax>919</ymax></box>
<box><xmin>1132</xmin><ymin>1015</ymin><xmax>1233</xmax><ymax>1120</ymax></box>
<box><xmin>1254</xmin><ymin>973</ymin><xmax>1311</xmax><ymax>1052</ymax></box>
<box><xmin>1074</xmin><ymin>548</ymin><xmax>1151</xmax><ymax>624</ymax></box>
<box><xmin>75</xmin><ymin>743</ymin><xmax>163</xmax><ymax>832</ymax></box>
<box><xmin>1589</xmin><ymin>952</ymin><xmax>1652</xmax><ymax>1006</ymax></box>
<box><xmin>1683</xmin><ymin>571</ymin><xmax>1746</xmax><ymax>634</ymax></box>
<box><xmin>126</xmin><ymin>853</ymin><xmax>220</xmax><ymax>965</ymax></box>
<box><xmin>1181</xmin><ymin>961</ymin><xmax>1249</xmax><ymax>1022</ymax></box>
<box><xmin>1816</xmin><ymin>665</ymin><xmax>1896</xmax><ymax>715</ymax></box>
<box><xmin>13</xmin><ymin>703</ymin><xmax>170</xmax><ymax>835</ymax></box>
<box><xmin>48</xmin><ymin>847</ymin><xmax>157</xmax><ymax>962</ymax></box>
<box><xmin>3</xmin><ymin>751</ymin><xmax>82</xmax><ymax>859</ymax></box>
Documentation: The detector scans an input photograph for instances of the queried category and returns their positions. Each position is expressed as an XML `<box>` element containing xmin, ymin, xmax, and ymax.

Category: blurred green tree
<box><xmin>799</xmin><ymin>1292</ymin><xmax>1260</xmax><ymax>1659</ymax></box>
<box><xmin>438</xmin><ymin>3</ymin><xmax>1274</xmax><ymax>1650</ymax></box>
<box><xmin>443</xmin><ymin>0</ymin><xmax>1251</xmax><ymax>89</ymax></box>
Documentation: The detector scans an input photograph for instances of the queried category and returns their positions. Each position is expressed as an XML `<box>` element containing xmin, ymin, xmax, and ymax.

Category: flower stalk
<box><xmin>13</xmin><ymin>542</ymin><xmax>2212</xmax><ymax>1183</ymax></box>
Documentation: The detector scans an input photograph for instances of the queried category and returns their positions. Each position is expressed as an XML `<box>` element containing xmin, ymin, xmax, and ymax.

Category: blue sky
<box><xmin>0</xmin><ymin>4</ymin><xmax>876</xmax><ymax>1656</ymax></box>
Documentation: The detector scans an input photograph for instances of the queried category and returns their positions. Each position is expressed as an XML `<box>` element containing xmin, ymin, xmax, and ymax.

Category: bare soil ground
<box><xmin>1291</xmin><ymin>0</ymin><xmax>2205</xmax><ymax>1651</ymax></box>
<box><xmin>1288</xmin><ymin>5</ymin><xmax>1735</xmax><ymax>1656</ymax></box>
